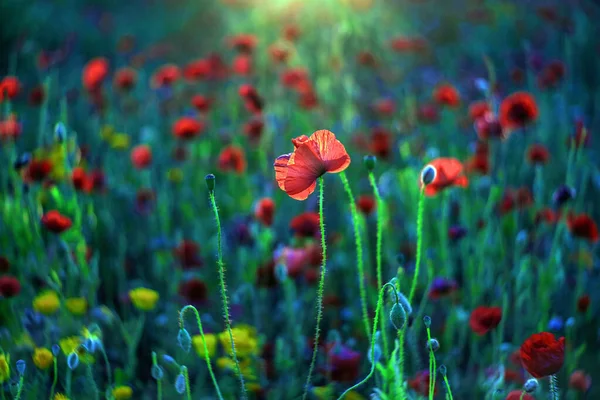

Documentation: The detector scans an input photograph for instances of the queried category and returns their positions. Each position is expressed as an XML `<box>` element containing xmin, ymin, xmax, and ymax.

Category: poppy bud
<box><xmin>427</xmin><ymin>338</ymin><xmax>440</xmax><ymax>352</ymax></box>
<box><xmin>54</xmin><ymin>122</ymin><xmax>67</xmax><ymax>142</ymax></box>
<box><xmin>13</xmin><ymin>153</ymin><xmax>31</xmax><ymax>170</ymax></box>
<box><xmin>397</xmin><ymin>292</ymin><xmax>413</xmax><ymax>315</ymax></box>
<box><xmin>438</xmin><ymin>364</ymin><xmax>447</xmax><ymax>376</ymax></box>
<box><xmin>364</xmin><ymin>155</ymin><xmax>377</xmax><ymax>171</ymax></box>
<box><xmin>524</xmin><ymin>378</ymin><xmax>538</xmax><ymax>393</ymax></box>
<box><xmin>368</xmin><ymin>344</ymin><xmax>382</xmax><ymax>364</ymax></box>
<box><xmin>177</xmin><ymin>329</ymin><xmax>192</xmax><ymax>353</ymax></box>
<box><xmin>51</xmin><ymin>344</ymin><xmax>60</xmax><ymax>356</ymax></box>
<box><xmin>390</xmin><ymin>303</ymin><xmax>407</xmax><ymax>330</ymax></box>
<box><xmin>16</xmin><ymin>360</ymin><xmax>25</xmax><ymax>375</ymax></box>
<box><xmin>151</xmin><ymin>364</ymin><xmax>164</xmax><ymax>380</ymax></box>
<box><xmin>423</xmin><ymin>315</ymin><xmax>432</xmax><ymax>328</ymax></box>
<box><xmin>67</xmin><ymin>352</ymin><xmax>79</xmax><ymax>370</ymax></box>
<box><xmin>175</xmin><ymin>370</ymin><xmax>186</xmax><ymax>394</ymax></box>
<box><xmin>205</xmin><ymin>174</ymin><xmax>215</xmax><ymax>192</ymax></box>
<box><xmin>421</xmin><ymin>165</ymin><xmax>437</xmax><ymax>186</ymax></box>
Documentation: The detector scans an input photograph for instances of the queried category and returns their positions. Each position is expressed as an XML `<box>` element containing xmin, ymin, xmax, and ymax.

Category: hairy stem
<box><xmin>409</xmin><ymin>189</ymin><xmax>426</xmax><ymax>304</ymax></box>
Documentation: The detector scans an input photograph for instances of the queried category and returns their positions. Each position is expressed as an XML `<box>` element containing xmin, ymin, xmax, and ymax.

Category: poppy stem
<box><xmin>151</xmin><ymin>352</ymin><xmax>163</xmax><ymax>400</ymax></box>
<box><xmin>208</xmin><ymin>191</ymin><xmax>247</xmax><ymax>400</ymax></box>
<box><xmin>368</xmin><ymin>172</ymin><xmax>389</xmax><ymax>357</ymax></box>
<box><xmin>336</xmin><ymin>283</ymin><xmax>394</xmax><ymax>400</ymax></box>
<box><xmin>426</xmin><ymin>324</ymin><xmax>437</xmax><ymax>400</ymax></box>
<box><xmin>303</xmin><ymin>176</ymin><xmax>328</xmax><ymax>400</ymax></box>
<box><xmin>339</xmin><ymin>171</ymin><xmax>371</xmax><ymax>340</ymax></box>
<box><xmin>549</xmin><ymin>374</ymin><xmax>559</xmax><ymax>400</ymax></box>
<box><xmin>409</xmin><ymin>188</ymin><xmax>426</xmax><ymax>304</ymax></box>
<box><xmin>179</xmin><ymin>305</ymin><xmax>224</xmax><ymax>400</ymax></box>
<box><xmin>49</xmin><ymin>357</ymin><xmax>58</xmax><ymax>400</ymax></box>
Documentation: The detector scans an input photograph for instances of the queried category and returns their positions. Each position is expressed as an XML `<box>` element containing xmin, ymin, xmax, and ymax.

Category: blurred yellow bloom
<box><xmin>112</xmin><ymin>386</ymin><xmax>133</xmax><ymax>400</ymax></box>
<box><xmin>100</xmin><ymin>125</ymin><xmax>115</xmax><ymax>141</ymax></box>
<box><xmin>312</xmin><ymin>385</ymin><xmax>334</xmax><ymax>400</ymax></box>
<box><xmin>14</xmin><ymin>332</ymin><xmax>35</xmax><ymax>350</ymax></box>
<box><xmin>246</xmin><ymin>382</ymin><xmax>262</xmax><ymax>393</ymax></box>
<box><xmin>0</xmin><ymin>353</ymin><xmax>9</xmax><ymax>383</ymax></box>
<box><xmin>129</xmin><ymin>288</ymin><xmax>159</xmax><ymax>311</ymax></box>
<box><xmin>59</xmin><ymin>337</ymin><xmax>94</xmax><ymax>364</ymax></box>
<box><xmin>65</xmin><ymin>297</ymin><xmax>88</xmax><ymax>316</ymax></box>
<box><xmin>54</xmin><ymin>394</ymin><xmax>68</xmax><ymax>400</ymax></box>
<box><xmin>345</xmin><ymin>391</ymin><xmax>366</xmax><ymax>400</ymax></box>
<box><xmin>216</xmin><ymin>357</ymin><xmax>256</xmax><ymax>380</ymax></box>
<box><xmin>33</xmin><ymin>291</ymin><xmax>61</xmax><ymax>315</ymax></box>
<box><xmin>33</xmin><ymin>348</ymin><xmax>54</xmax><ymax>370</ymax></box>
<box><xmin>167</xmin><ymin>168</ymin><xmax>184</xmax><ymax>184</ymax></box>
<box><xmin>192</xmin><ymin>334</ymin><xmax>217</xmax><ymax>358</ymax></box>
<box><xmin>219</xmin><ymin>326</ymin><xmax>258</xmax><ymax>358</ymax></box>
<box><xmin>109</xmin><ymin>133</ymin><xmax>131</xmax><ymax>150</ymax></box>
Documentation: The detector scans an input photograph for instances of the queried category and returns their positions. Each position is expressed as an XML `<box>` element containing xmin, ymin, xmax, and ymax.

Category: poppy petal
<box><xmin>283</xmin><ymin>141</ymin><xmax>324</xmax><ymax>200</ymax></box>
<box><xmin>309</xmin><ymin>129</ymin><xmax>351</xmax><ymax>173</ymax></box>
<box><xmin>274</xmin><ymin>153</ymin><xmax>292</xmax><ymax>191</ymax></box>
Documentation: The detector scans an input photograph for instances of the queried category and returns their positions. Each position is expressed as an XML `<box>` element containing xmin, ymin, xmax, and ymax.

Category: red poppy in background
<box><xmin>290</xmin><ymin>212</ymin><xmax>320</xmax><ymax>238</ymax></box>
<box><xmin>239</xmin><ymin>84</ymin><xmax>264</xmax><ymax>114</ymax></box>
<box><xmin>469</xmin><ymin>306</ymin><xmax>502</xmax><ymax>335</ymax></box>
<box><xmin>577</xmin><ymin>294</ymin><xmax>590</xmax><ymax>313</ymax></box>
<box><xmin>42</xmin><ymin>210</ymin><xmax>72</xmax><ymax>233</ymax></box>
<box><xmin>183</xmin><ymin>59</ymin><xmax>209</xmax><ymax>82</ymax></box>
<box><xmin>232</xmin><ymin>55</ymin><xmax>253</xmax><ymax>76</ymax></box>
<box><xmin>28</xmin><ymin>85</ymin><xmax>45</xmax><ymax>106</ymax></box>
<box><xmin>417</xmin><ymin>104</ymin><xmax>439</xmax><ymax>124</ymax></box>
<box><xmin>174</xmin><ymin>240</ymin><xmax>203</xmax><ymax>268</ymax></box>
<box><xmin>433</xmin><ymin>84</ymin><xmax>460</xmax><ymax>107</ymax></box>
<box><xmin>269</xmin><ymin>45</ymin><xmax>290</xmax><ymax>64</ymax></box>
<box><xmin>408</xmin><ymin>371</ymin><xmax>437</xmax><ymax>396</ymax></box>
<box><xmin>390</xmin><ymin>36</ymin><xmax>427</xmax><ymax>52</ymax></box>
<box><xmin>243</xmin><ymin>118</ymin><xmax>264</xmax><ymax>143</ymax></box>
<box><xmin>227</xmin><ymin>34</ymin><xmax>258</xmax><ymax>54</ymax></box>
<box><xmin>82</xmin><ymin>58</ymin><xmax>109</xmax><ymax>92</ymax></box>
<box><xmin>256</xmin><ymin>260</ymin><xmax>278</xmax><ymax>288</ymax></box>
<box><xmin>567</xmin><ymin>213</ymin><xmax>599</xmax><ymax>242</ymax></box>
<box><xmin>328</xmin><ymin>346</ymin><xmax>361</xmax><ymax>382</ymax></box>
<box><xmin>178</xmin><ymin>278</ymin><xmax>208</xmax><ymax>304</ymax></box>
<box><xmin>357</xmin><ymin>195</ymin><xmax>376</xmax><ymax>215</ymax></box>
<box><xmin>255</xmin><ymin>198</ymin><xmax>275</xmax><ymax>226</ymax></box>
<box><xmin>356</xmin><ymin>51</ymin><xmax>378</xmax><ymax>67</ymax></box>
<box><xmin>520</xmin><ymin>332</ymin><xmax>565</xmax><ymax>378</ymax></box>
<box><xmin>131</xmin><ymin>145</ymin><xmax>152</xmax><ymax>169</ymax></box>
<box><xmin>0</xmin><ymin>76</ymin><xmax>22</xmax><ymax>101</ymax></box>
<box><xmin>113</xmin><ymin>67</ymin><xmax>137</xmax><ymax>91</ymax></box>
<box><xmin>468</xmin><ymin>100</ymin><xmax>490</xmax><ymax>121</ymax></box>
<box><xmin>0</xmin><ymin>276</ymin><xmax>21</xmax><ymax>297</ymax></box>
<box><xmin>499</xmin><ymin>92</ymin><xmax>539</xmax><ymax>130</ymax></box>
<box><xmin>527</xmin><ymin>144</ymin><xmax>550</xmax><ymax>164</ymax></box>
<box><xmin>191</xmin><ymin>95</ymin><xmax>211</xmax><ymax>113</ymax></box>
<box><xmin>25</xmin><ymin>159</ymin><xmax>53</xmax><ymax>182</ymax></box>
<box><xmin>534</xmin><ymin>208</ymin><xmax>559</xmax><ymax>225</ymax></box>
<box><xmin>218</xmin><ymin>145</ymin><xmax>247</xmax><ymax>174</ymax></box>
<box><xmin>369</xmin><ymin>127</ymin><xmax>393</xmax><ymax>159</ymax></box>
<box><xmin>569</xmin><ymin>370</ymin><xmax>592</xmax><ymax>393</ymax></box>
<box><xmin>538</xmin><ymin>60</ymin><xmax>566</xmax><ymax>89</ymax></box>
<box><xmin>282</xmin><ymin>24</ymin><xmax>301</xmax><ymax>41</ymax></box>
<box><xmin>567</xmin><ymin>120</ymin><xmax>590</xmax><ymax>149</ymax></box>
<box><xmin>172</xmin><ymin>117</ymin><xmax>204</xmax><ymax>140</ymax></box>
<box><xmin>420</xmin><ymin>158</ymin><xmax>469</xmax><ymax>196</ymax></box>
<box><xmin>72</xmin><ymin>167</ymin><xmax>91</xmax><ymax>192</ymax></box>
<box><xmin>151</xmin><ymin>64</ymin><xmax>180</xmax><ymax>88</ymax></box>
<box><xmin>274</xmin><ymin>130</ymin><xmax>350</xmax><ymax>200</ymax></box>
<box><xmin>505</xmin><ymin>391</ymin><xmax>534</xmax><ymax>400</ymax></box>
<box><xmin>475</xmin><ymin>112</ymin><xmax>505</xmax><ymax>140</ymax></box>
<box><xmin>0</xmin><ymin>115</ymin><xmax>22</xmax><ymax>141</ymax></box>
<box><xmin>280</xmin><ymin>68</ymin><xmax>309</xmax><ymax>89</ymax></box>
<box><xmin>373</xmin><ymin>98</ymin><xmax>395</xmax><ymax>115</ymax></box>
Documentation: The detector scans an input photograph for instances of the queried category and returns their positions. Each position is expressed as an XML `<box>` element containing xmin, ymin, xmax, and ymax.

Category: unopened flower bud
<box><xmin>205</xmin><ymin>174</ymin><xmax>216</xmax><ymax>192</ymax></box>
<box><xmin>364</xmin><ymin>155</ymin><xmax>377</xmax><ymax>171</ymax></box>
<box><xmin>427</xmin><ymin>338</ymin><xmax>440</xmax><ymax>352</ymax></box>
<box><xmin>421</xmin><ymin>165</ymin><xmax>437</xmax><ymax>186</ymax></box>
<box><xmin>524</xmin><ymin>378</ymin><xmax>538</xmax><ymax>393</ymax></box>
<box><xmin>389</xmin><ymin>303</ymin><xmax>407</xmax><ymax>330</ymax></box>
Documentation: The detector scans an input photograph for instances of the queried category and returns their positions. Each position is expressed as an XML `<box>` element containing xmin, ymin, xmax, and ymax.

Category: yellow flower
<box><xmin>58</xmin><ymin>337</ymin><xmax>94</xmax><ymax>364</ymax></box>
<box><xmin>0</xmin><ymin>354</ymin><xmax>9</xmax><ymax>383</ymax></box>
<box><xmin>33</xmin><ymin>347</ymin><xmax>54</xmax><ymax>370</ymax></box>
<box><xmin>345</xmin><ymin>391</ymin><xmax>366</xmax><ymax>400</ymax></box>
<box><xmin>167</xmin><ymin>168</ymin><xmax>184</xmax><ymax>184</ymax></box>
<box><xmin>112</xmin><ymin>386</ymin><xmax>133</xmax><ymax>400</ymax></box>
<box><xmin>33</xmin><ymin>291</ymin><xmax>61</xmax><ymax>315</ymax></box>
<box><xmin>312</xmin><ymin>385</ymin><xmax>334</xmax><ymax>400</ymax></box>
<box><xmin>109</xmin><ymin>133</ymin><xmax>131</xmax><ymax>150</ymax></box>
<box><xmin>100</xmin><ymin>125</ymin><xmax>115</xmax><ymax>141</ymax></box>
<box><xmin>216</xmin><ymin>357</ymin><xmax>256</xmax><ymax>380</ymax></box>
<box><xmin>129</xmin><ymin>288</ymin><xmax>159</xmax><ymax>311</ymax></box>
<box><xmin>218</xmin><ymin>326</ymin><xmax>258</xmax><ymax>358</ymax></box>
<box><xmin>192</xmin><ymin>334</ymin><xmax>217</xmax><ymax>358</ymax></box>
<box><xmin>246</xmin><ymin>382</ymin><xmax>262</xmax><ymax>393</ymax></box>
<box><xmin>65</xmin><ymin>297</ymin><xmax>88</xmax><ymax>316</ymax></box>
<box><xmin>54</xmin><ymin>394</ymin><xmax>69</xmax><ymax>400</ymax></box>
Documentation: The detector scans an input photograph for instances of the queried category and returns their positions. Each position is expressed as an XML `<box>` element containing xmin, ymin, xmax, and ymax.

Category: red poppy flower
<box><xmin>469</xmin><ymin>306</ymin><xmax>502</xmax><ymax>335</ymax></box>
<box><xmin>511</xmin><ymin>68</ymin><xmax>525</xmax><ymax>84</ymax></box>
<box><xmin>504</xmin><ymin>369</ymin><xmax>524</xmax><ymax>385</ymax></box>
<box><xmin>567</xmin><ymin>213</ymin><xmax>599</xmax><ymax>242</ymax></box>
<box><xmin>290</xmin><ymin>212</ymin><xmax>320</xmax><ymax>237</ymax></box>
<box><xmin>113</xmin><ymin>67</ymin><xmax>137</xmax><ymax>91</ymax></box>
<box><xmin>178</xmin><ymin>278</ymin><xmax>208</xmax><ymax>304</ymax></box>
<box><xmin>417</xmin><ymin>104</ymin><xmax>439</xmax><ymax>124</ymax></box>
<box><xmin>218</xmin><ymin>145</ymin><xmax>247</xmax><ymax>174</ymax></box>
<box><xmin>577</xmin><ymin>294</ymin><xmax>590</xmax><ymax>313</ymax></box>
<box><xmin>282</xmin><ymin>24</ymin><xmax>301</xmax><ymax>41</ymax></box>
<box><xmin>0</xmin><ymin>115</ymin><xmax>22</xmax><ymax>141</ymax></box>
<box><xmin>239</xmin><ymin>84</ymin><xmax>264</xmax><ymax>114</ymax></box>
<box><xmin>505</xmin><ymin>391</ymin><xmax>534</xmax><ymax>400</ymax></box>
<box><xmin>0</xmin><ymin>257</ymin><xmax>9</xmax><ymax>273</ymax></box>
<box><xmin>88</xmin><ymin>170</ymin><xmax>106</xmax><ymax>192</ymax></box>
<box><xmin>534</xmin><ymin>208</ymin><xmax>559</xmax><ymax>225</ymax></box>
<box><xmin>72</xmin><ymin>167</ymin><xmax>91</xmax><ymax>192</ymax></box>
<box><xmin>29</xmin><ymin>85</ymin><xmax>45</xmax><ymax>106</ymax></box>
<box><xmin>191</xmin><ymin>95</ymin><xmax>211</xmax><ymax>113</ymax></box>
<box><xmin>420</xmin><ymin>158</ymin><xmax>469</xmax><ymax>196</ymax></box>
<box><xmin>567</xmin><ymin>121</ymin><xmax>590</xmax><ymax>149</ymax></box>
<box><xmin>227</xmin><ymin>34</ymin><xmax>258</xmax><ymax>54</ymax></box>
<box><xmin>25</xmin><ymin>159</ymin><xmax>53</xmax><ymax>182</ymax></box>
<box><xmin>499</xmin><ymin>92</ymin><xmax>539</xmax><ymax>130</ymax></box>
<box><xmin>172</xmin><ymin>117</ymin><xmax>204</xmax><ymax>140</ymax></box>
<box><xmin>433</xmin><ymin>84</ymin><xmax>460</xmax><ymax>107</ymax></box>
<box><xmin>151</xmin><ymin>64</ymin><xmax>180</xmax><ymax>88</ymax></box>
<box><xmin>243</xmin><ymin>118</ymin><xmax>264</xmax><ymax>143</ymax></box>
<box><xmin>183</xmin><ymin>59</ymin><xmax>209</xmax><ymax>82</ymax></box>
<box><xmin>298</xmin><ymin>90</ymin><xmax>318</xmax><ymax>110</ymax></box>
<box><xmin>269</xmin><ymin>45</ymin><xmax>290</xmax><ymax>64</ymax></box>
<box><xmin>0</xmin><ymin>76</ymin><xmax>22</xmax><ymax>101</ymax></box>
<box><xmin>538</xmin><ymin>60</ymin><xmax>566</xmax><ymax>89</ymax></box>
<box><xmin>527</xmin><ymin>144</ymin><xmax>550</xmax><ymax>164</ymax></box>
<box><xmin>131</xmin><ymin>145</ymin><xmax>152</xmax><ymax>169</ymax></box>
<box><xmin>390</xmin><ymin>36</ymin><xmax>427</xmax><ymax>52</ymax></box>
<box><xmin>256</xmin><ymin>260</ymin><xmax>278</xmax><ymax>288</ymax></box>
<box><xmin>465</xmin><ymin>153</ymin><xmax>490</xmax><ymax>175</ymax></box>
<box><xmin>369</xmin><ymin>127</ymin><xmax>393</xmax><ymax>159</ymax></box>
<box><xmin>328</xmin><ymin>345</ymin><xmax>361</xmax><ymax>382</ymax></box>
<box><xmin>475</xmin><ymin>112</ymin><xmax>505</xmax><ymax>140</ymax></box>
<box><xmin>373</xmin><ymin>98</ymin><xmax>395</xmax><ymax>115</ymax></box>
<box><xmin>468</xmin><ymin>101</ymin><xmax>490</xmax><ymax>121</ymax></box>
<box><xmin>356</xmin><ymin>51</ymin><xmax>378</xmax><ymax>67</ymax></box>
<box><xmin>82</xmin><ymin>58</ymin><xmax>109</xmax><ymax>92</ymax></box>
<box><xmin>357</xmin><ymin>195</ymin><xmax>376</xmax><ymax>215</ymax></box>
<box><xmin>274</xmin><ymin>130</ymin><xmax>351</xmax><ymax>200</ymax></box>
<box><xmin>569</xmin><ymin>370</ymin><xmax>591</xmax><ymax>392</ymax></box>
<box><xmin>232</xmin><ymin>54</ymin><xmax>253</xmax><ymax>76</ymax></box>
<box><xmin>174</xmin><ymin>240</ymin><xmax>202</xmax><ymax>268</ymax></box>
<box><xmin>280</xmin><ymin>68</ymin><xmax>309</xmax><ymax>89</ymax></box>
<box><xmin>41</xmin><ymin>210</ymin><xmax>73</xmax><ymax>233</ymax></box>
<box><xmin>0</xmin><ymin>276</ymin><xmax>21</xmax><ymax>298</ymax></box>
<box><xmin>255</xmin><ymin>198</ymin><xmax>275</xmax><ymax>226</ymax></box>
<box><xmin>520</xmin><ymin>332</ymin><xmax>565</xmax><ymax>378</ymax></box>
<box><xmin>408</xmin><ymin>371</ymin><xmax>437</xmax><ymax>396</ymax></box>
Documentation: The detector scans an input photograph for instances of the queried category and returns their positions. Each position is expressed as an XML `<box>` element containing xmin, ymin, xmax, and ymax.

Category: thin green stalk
<box><xmin>302</xmin><ymin>177</ymin><xmax>328</xmax><ymax>400</ymax></box>
<box><xmin>368</xmin><ymin>172</ymin><xmax>389</xmax><ymax>356</ymax></box>
<box><xmin>179</xmin><ymin>305</ymin><xmax>224</xmax><ymax>400</ymax></box>
<box><xmin>13</xmin><ymin>376</ymin><xmax>23</xmax><ymax>400</ymax></box>
<box><xmin>86</xmin><ymin>364</ymin><xmax>99</xmax><ymax>400</ymax></box>
<box><xmin>442</xmin><ymin>373</ymin><xmax>454</xmax><ymax>400</ymax></box>
<box><xmin>550</xmin><ymin>374</ymin><xmax>559</xmax><ymax>400</ymax></box>
<box><xmin>66</xmin><ymin>367</ymin><xmax>72</xmax><ymax>398</ymax></box>
<box><xmin>183</xmin><ymin>366</ymin><xmax>192</xmax><ymax>400</ymax></box>
<box><xmin>99</xmin><ymin>346</ymin><xmax>112</xmax><ymax>389</ymax></box>
<box><xmin>396</xmin><ymin>327</ymin><xmax>408</xmax><ymax>399</ymax></box>
<box><xmin>209</xmin><ymin>191</ymin><xmax>247</xmax><ymax>400</ymax></box>
<box><xmin>49</xmin><ymin>357</ymin><xmax>58</xmax><ymax>400</ymax></box>
<box><xmin>339</xmin><ymin>171</ymin><xmax>370</xmax><ymax>339</ymax></box>
<box><xmin>426</xmin><ymin>325</ymin><xmax>437</xmax><ymax>400</ymax></box>
<box><xmin>337</xmin><ymin>283</ymin><xmax>394</xmax><ymax>400</ymax></box>
<box><xmin>409</xmin><ymin>189</ymin><xmax>426</xmax><ymax>304</ymax></box>
<box><xmin>152</xmin><ymin>352</ymin><xmax>163</xmax><ymax>400</ymax></box>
